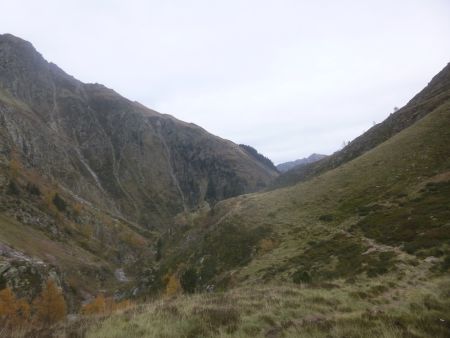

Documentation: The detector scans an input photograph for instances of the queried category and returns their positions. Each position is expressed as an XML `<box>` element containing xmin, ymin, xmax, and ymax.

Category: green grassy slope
<box><xmin>154</xmin><ymin>100</ymin><xmax>450</xmax><ymax>288</ymax></box>
<box><xmin>235</xmin><ymin>100</ymin><xmax>450</xmax><ymax>284</ymax></box>
<box><xmin>83</xmin><ymin>279</ymin><xmax>450</xmax><ymax>338</ymax></box>
<box><xmin>77</xmin><ymin>81</ymin><xmax>450</xmax><ymax>338</ymax></box>
<box><xmin>273</xmin><ymin>62</ymin><xmax>450</xmax><ymax>189</ymax></box>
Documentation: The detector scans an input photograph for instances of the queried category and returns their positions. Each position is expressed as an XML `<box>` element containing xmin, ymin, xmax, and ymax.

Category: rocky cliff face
<box><xmin>0</xmin><ymin>34</ymin><xmax>278</xmax><ymax>228</ymax></box>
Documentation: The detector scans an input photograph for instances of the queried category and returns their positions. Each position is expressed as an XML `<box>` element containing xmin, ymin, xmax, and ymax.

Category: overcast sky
<box><xmin>2</xmin><ymin>0</ymin><xmax>449</xmax><ymax>164</ymax></box>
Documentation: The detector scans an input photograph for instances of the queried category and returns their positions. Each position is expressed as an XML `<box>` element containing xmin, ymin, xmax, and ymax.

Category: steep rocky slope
<box><xmin>273</xmin><ymin>63</ymin><xmax>450</xmax><ymax>188</ymax></box>
<box><xmin>239</xmin><ymin>144</ymin><xmax>278</xmax><ymax>172</ymax></box>
<box><xmin>0</xmin><ymin>33</ymin><xmax>278</xmax><ymax>308</ymax></box>
<box><xmin>0</xmin><ymin>33</ymin><xmax>278</xmax><ymax>229</ymax></box>
<box><xmin>0</xmin><ymin>163</ymin><xmax>156</xmax><ymax>308</ymax></box>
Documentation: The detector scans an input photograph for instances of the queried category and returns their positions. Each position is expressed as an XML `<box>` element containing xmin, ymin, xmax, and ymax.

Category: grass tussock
<box><xmin>76</xmin><ymin>275</ymin><xmax>450</xmax><ymax>338</ymax></box>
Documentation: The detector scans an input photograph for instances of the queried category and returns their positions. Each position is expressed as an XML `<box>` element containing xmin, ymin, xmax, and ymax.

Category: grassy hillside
<box><xmin>273</xmin><ymin>63</ymin><xmax>450</xmax><ymax>189</ymax></box>
<box><xmin>78</xmin><ymin>98</ymin><xmax>450</xmax><ymax>337</ymax></box>
<box><xmin>151</xmin><ymin>100</ymin><xmax>450</xmax><ymax>289</ymax></box>
<box><xmin>233</xmin><ymin>101</ymin><xmax>450</xmax><ymax>285</ymax></box>
<box><xmin>82</xmin><ymin>278</ymin><xmax>450</xmax><ymax>338</ymax></box>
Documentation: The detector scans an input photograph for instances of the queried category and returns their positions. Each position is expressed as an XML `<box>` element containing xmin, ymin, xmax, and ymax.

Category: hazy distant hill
<box><xmin>277</xmin><ymin>153</ymin><xmax>326</xmax><ymax>173</ymax></box>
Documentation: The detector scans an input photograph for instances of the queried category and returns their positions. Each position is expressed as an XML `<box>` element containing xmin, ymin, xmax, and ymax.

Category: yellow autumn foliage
<box><xmin>82</xmin><ymin>294</ymin><xmax>133</xmax><ymax>315</ymax></box>
<box><xmin>0</xmin><ymin>287</ymin><xmax>30</xmax><ymax>328</ymax></box>
<box><xmin>32</xmin><ymin>279</ymin><xmax>66</xmax><ymax>326</ymax></box>
<box><xmin>165</xmin><ymin>273</ymin><xmax>182</xmax><ymax>297</ymax></box>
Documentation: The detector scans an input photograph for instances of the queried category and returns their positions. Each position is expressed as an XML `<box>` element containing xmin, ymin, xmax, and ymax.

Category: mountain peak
<box><xmin>0</xmin><ymin>33</ymin><xmax>43</xmax><ymax>61</ymax></box>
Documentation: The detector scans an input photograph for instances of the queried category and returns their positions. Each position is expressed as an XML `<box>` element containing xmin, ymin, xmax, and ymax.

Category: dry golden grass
<box><xmin>80</xmin><ymin>273</ymin><xmax>450</xmax><ymax>338</ymax></box>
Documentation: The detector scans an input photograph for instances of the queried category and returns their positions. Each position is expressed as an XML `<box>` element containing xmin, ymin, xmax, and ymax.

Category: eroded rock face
<box><xmin>0</xmin><ymin>34</ymin><xmax>278</xmax><ymax>228</ymax></box>
<box><xmin>0</xmin><ymin>243</ymin><xmax>55</xmax><ymax>299</ymax></box>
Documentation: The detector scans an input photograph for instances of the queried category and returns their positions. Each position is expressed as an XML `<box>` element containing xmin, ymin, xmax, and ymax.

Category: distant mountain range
<box><xmin>276</xmin><ymin>153</ymin><xmax>327</xmax><ymax>173</ymax></box>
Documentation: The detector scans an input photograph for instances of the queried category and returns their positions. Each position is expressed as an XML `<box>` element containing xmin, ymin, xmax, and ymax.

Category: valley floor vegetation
<box><xmin>2</xmin><ymin>265</ymin><xmax>449</xmax><ymax>337</ymax></box>
<box><xmin>83</xmin><ymin>278</ymin><xmax>450</xmax><ymax>338</ymax></box>
<box><xmin>0</xmin><ymin>279</ymin><xmax>133</xmax><ymax>337</ymax></box>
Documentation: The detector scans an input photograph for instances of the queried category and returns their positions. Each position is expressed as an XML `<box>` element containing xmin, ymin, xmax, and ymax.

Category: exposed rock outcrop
<box><xmin>0</xmin><ymin>34</ymin><xmax>278</xmax><ymax>228</ymax></box>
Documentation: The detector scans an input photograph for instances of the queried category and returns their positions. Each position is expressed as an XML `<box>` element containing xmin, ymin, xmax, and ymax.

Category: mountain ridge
<box><xmin>272</xmin><ymin>62</ymin><xmax>450</xmax><ymax>188</ymax></box>
<box><xmin>0</xmin><ymin>34</ymin><xmax>449</xmax><ymax>338</ymax></box>
<box><xmin>0</xmin><ymin>33</ymin><xmax>278</xmax><ymax>228</ymax></box>
<box><xmin>0</xmin><ymin>33</ymin><xmax>277</xmax><ymax>307</ymax></box>
<box><xmin>277</xmin><ymin>153</ymin><xmax>327</xmax><ymax>173</ymax></box>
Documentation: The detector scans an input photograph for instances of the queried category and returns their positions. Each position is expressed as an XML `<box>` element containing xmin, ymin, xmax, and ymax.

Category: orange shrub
<box><xmin>82</xmin><ymin>295</ymin><xmax>133</xmax><ymax>315</ymax></box>
<box><xmin>259</xmin><ymin>238</ymin><xmax>275</xmax><ymax>253</ymax></box>
<box><xmin>9</xmin><ymin>149</ymin><xmax>22</xmax><ymax>178</ymax></box>
<box><xmin>82</xmin><ymin>294</ymin><xmax>106</xmax><ymax>315</ymax></box>
<box><xmin>32</xmin><ymin>279</ymin><xmax>66</xmax><ymax>326</ymax></box>
<box><xmin>0</xmin><ymin>287</ymin><xmax>30</xmax><ymax>328</ymax></box>
<box><xmin>72</xmin><ymin>202</ymin><xmax>83</xmax><ymax>216</ymax></box>
<box><xmin>165</xmin><ymin>273</ymin><xmax>182</xmax><ymax>297</ymax></box>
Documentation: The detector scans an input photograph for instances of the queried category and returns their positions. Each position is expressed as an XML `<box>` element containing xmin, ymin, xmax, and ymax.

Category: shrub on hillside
<box><xmin>180</xmin><ymin>268</ymin><xmax>198</xmax><ymax>294</ymax></box>
<box><xmin>292</xmin><ymin>270</ymin><xmax>312</xmax><ymax>284</ymax></box>
<box><xmin>0</xmin><ymin>287</ymin><xmax>30</xmax><ymax>329</ymax></box>
<box><xmin>155</xmin><ymin>238</ymin><xmax>163</xmax><ymax>261</ymax></box>
<box><xmin>9</xmin><ymin>149</ymin><xmax>22</xmax><ymax>178</ymax></box>
<box><xmin>0</xmin><ymin>280</ymin><xmax>67</xmax><ymax>330</ymax></box>
<box><xmin>81</xmin><ymin>294</ymin><xmax>132</xmax><ymax>315</ymax></box>
<box><xmin>32</xmin><ymin>279</ymin><xmax>66</xmax><ymax>326</ymax></box>
<box><xmin>7</xmin><ymin>180</ymin><xmax>19</xmax><ymax>195</ymax></box>
<box><xmin>26</xmin><ymin>182</ymin><xmax>41</xmax><ymax>196</ymax></box>
<box><xmin>82</xmin><ymin>294</ymin><xmax>106</xmax><ymax>315</ymax></box>
<box><xmin>165</xmin><ymin>273</ymin><xmax>182</xmax><ymax>296</ymax></box>
<box><xmin>318</xmin><ymin>214</ymin><xmax>334</xmax><ymax>222</ymax></box>
<box><xmin>52</xmin><ymin>193</ymin><xmax>67</xmax><ymax>212</ymax></box>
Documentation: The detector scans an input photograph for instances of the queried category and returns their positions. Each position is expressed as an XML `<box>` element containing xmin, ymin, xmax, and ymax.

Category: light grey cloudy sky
<box><xmin>2</xmin><ymin>0</ymin><xmax>450</xmax><ymax>163</ymax></box>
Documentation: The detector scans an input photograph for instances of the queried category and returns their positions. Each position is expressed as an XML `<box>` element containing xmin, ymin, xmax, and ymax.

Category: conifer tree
<box><xmin>0</xmin><ymin>287</ymin><xmax>30</xmax><ymax>328</ymax></box>
<box><xmin>180</xmin><ymin>268</ymin><xmax>197</xmax><ymax>294</ymax></box>
<box><xmin>32</xmin><ymin>279</ymin><xmax>66</xmax><ymax>326</ymax></box>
